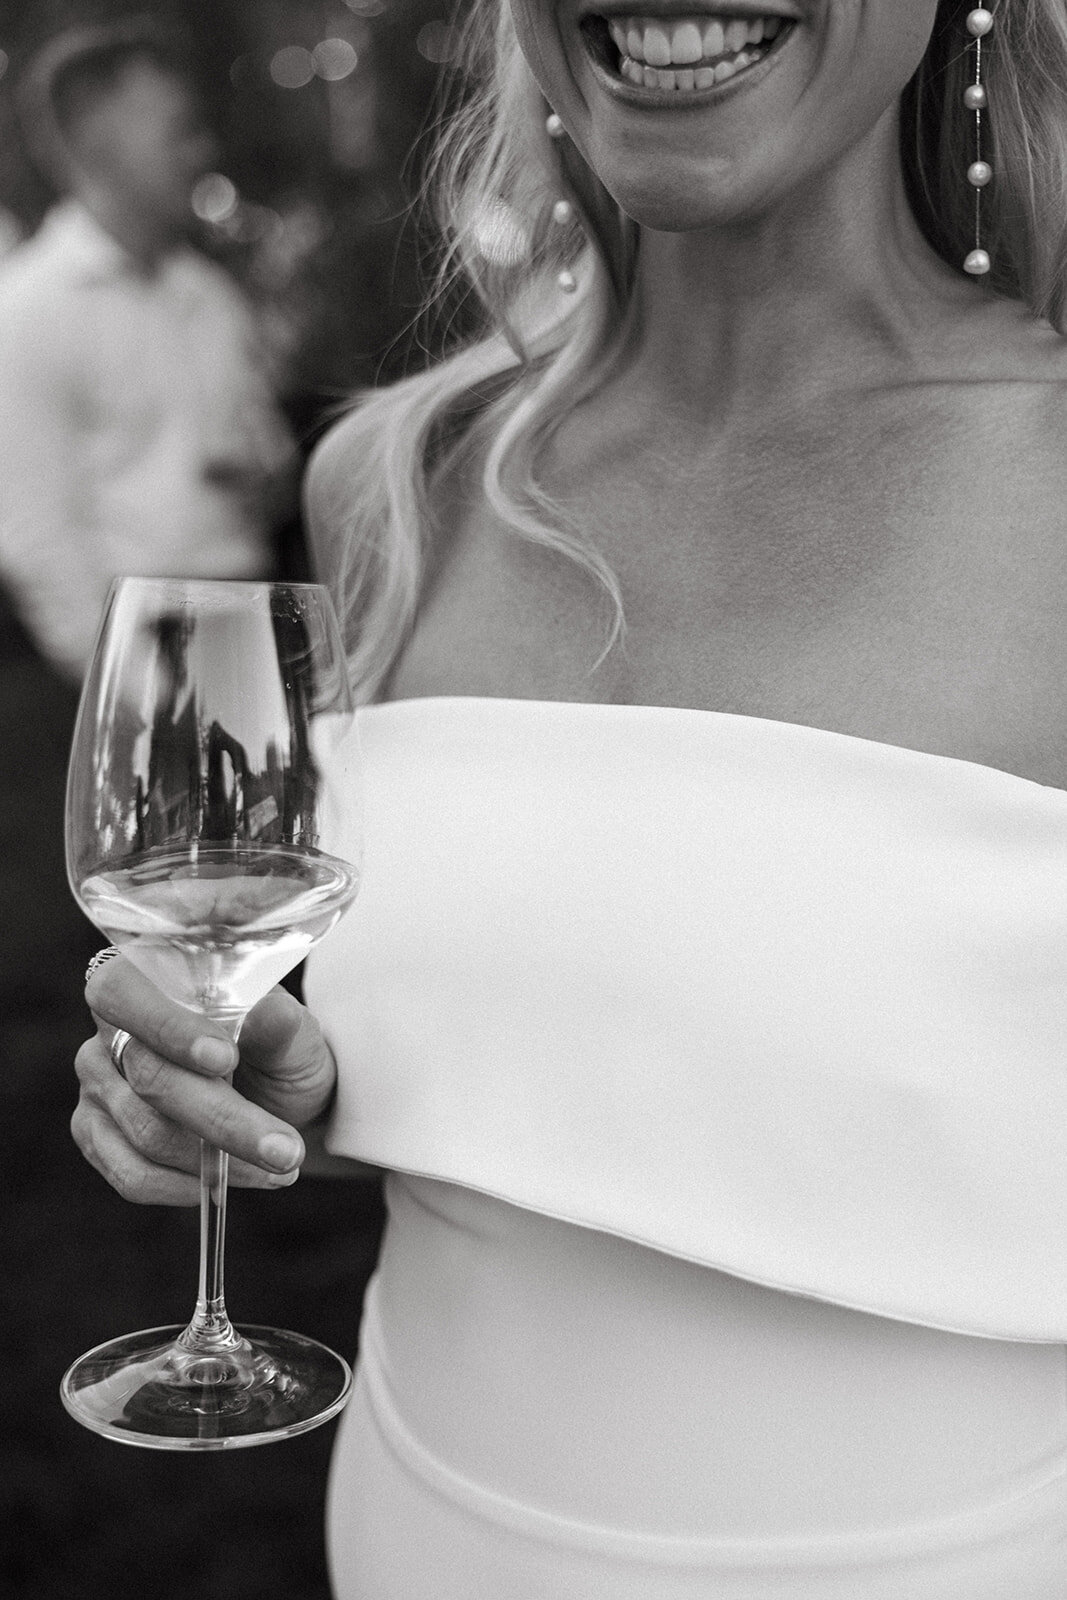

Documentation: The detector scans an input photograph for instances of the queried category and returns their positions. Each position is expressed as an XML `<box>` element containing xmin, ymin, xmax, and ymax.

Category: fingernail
<box><xmin>259</xmin><ymin>1134</ymin><xmax>302</xmax><ymax>1172</ymax></box>
<box><xmin>192</xmin><ymin>1037</ymin><xmax>237</xmax><ymax>1073</ymax></box>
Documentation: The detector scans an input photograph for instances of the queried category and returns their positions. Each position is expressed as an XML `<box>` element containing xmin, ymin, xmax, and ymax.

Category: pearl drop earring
<box><xmin>549</xmin><ymin>197</ymin><xmax>579</xmax><ymax>293</ymax></box>
<box><xmin>544</xmin><ymin>120</ymin><xmax>580</xmax><ymax>293</ymax></box>
<box><xmin>963</xmin><ymin>8</ymin><xmax>994</xmax><ymax>277</ymax></box>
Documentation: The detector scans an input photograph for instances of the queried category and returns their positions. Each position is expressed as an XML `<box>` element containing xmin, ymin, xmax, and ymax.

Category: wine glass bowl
<box><xmin>61</xmin><ymin>578</ymin><xmax>360</xmax><ymax>1448</ymax></box>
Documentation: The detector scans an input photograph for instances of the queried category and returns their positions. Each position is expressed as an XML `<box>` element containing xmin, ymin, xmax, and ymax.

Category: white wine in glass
<box><xmin>62</xmin><ymin>578</ymin><xmax>360</xmax><ymax>1449</ymax></box>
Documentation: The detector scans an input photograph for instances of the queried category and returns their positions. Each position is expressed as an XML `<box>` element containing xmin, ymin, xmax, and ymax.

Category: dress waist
<box><xmin>365</xmin><ymin>1173</ymin><xmax>1067</xmax><ymax>1547</ymax></box>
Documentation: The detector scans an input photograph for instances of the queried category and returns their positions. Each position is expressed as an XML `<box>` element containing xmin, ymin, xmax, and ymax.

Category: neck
<box><xmin>73</xmin><ymin>182</ymin><xmax>180</xmax><ymax>272</ymax></box>
<box><xmin>626</xmin><ymin>107</ymin><xmax>978</xmax><ymax>425</ymax></box>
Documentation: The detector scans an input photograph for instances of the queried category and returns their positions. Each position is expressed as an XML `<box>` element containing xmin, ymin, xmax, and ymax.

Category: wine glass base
<box><xmin>60</xmin><ymin>1324</ymin><xmax>353</xmax><ymax>1450</ymax></box>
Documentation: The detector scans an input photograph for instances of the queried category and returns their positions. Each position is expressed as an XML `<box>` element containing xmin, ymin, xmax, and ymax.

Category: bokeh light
<box><xmin>270</xmin><ymin>46</ymin><xmax>316</xmax><ymax>89</ymax></box>
<box><xmin>415</xmin><ymin>20</ymin><xmax>460</xmax><ymax>64</ymax></box>
<box><xmin>471</xmin><ymin>200</ymin><xmax>529</xmax><ymax>269</ymax></box>
<box><xmin>313</xmin><ymin>39</ymin><xmax>360</xmax><ymax>81</ymax></box>
<box><xmin>342</xmin><ymin>0</ymin><xmax>387</xmax><ymax>15</ymax></box>
<box><xmin>228</xmin><ymin>203</ymin><xmax>284</xmax><ymax>245</ymax></box>
<box><xmin>191</xmin><ymin>172</ymin><xmax>239</xmax><ymax>225</ymax></box>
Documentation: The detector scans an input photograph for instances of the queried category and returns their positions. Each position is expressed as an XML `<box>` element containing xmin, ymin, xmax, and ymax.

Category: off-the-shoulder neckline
<box><xmin>359</xmin><ymin>695</ymin><xmax>1067</xmax><ymax>800</ymax></box>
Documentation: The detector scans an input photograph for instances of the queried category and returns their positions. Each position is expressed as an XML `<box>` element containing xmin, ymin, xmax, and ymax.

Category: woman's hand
<box><xmin>72</xmin><ymin>955</ymin><xmax>337</xmax><ymax>1206</ymax></box>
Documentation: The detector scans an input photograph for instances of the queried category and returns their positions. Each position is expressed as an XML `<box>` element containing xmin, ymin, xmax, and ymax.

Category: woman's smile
<box><xmin>579</xmin><ymin>8</ymin><xmax>798</xmax><ymax>102</ymax></box>
<box><xmin>512</xmin><ymin>0</ymin><xmax>941</xmax><ymax>233</ymax></box>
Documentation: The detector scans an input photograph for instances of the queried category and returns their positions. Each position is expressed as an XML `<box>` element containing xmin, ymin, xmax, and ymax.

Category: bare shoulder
<box><xmin>302</xmin><ymin>406</ymin><xmax>369</xmax><ymax>578</ymax></box>
<box><xmin>305</xmin><ymin>406</ymin><xmax>367</xmax><ymax>512</ymax></box>
<box><xmin>303</xmin><ymin>382</ymin><xmax>490</xmax><ymax>587</ymax></box>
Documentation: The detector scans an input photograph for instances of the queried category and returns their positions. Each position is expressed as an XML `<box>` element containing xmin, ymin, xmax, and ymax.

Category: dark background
<box><xmin>0</xmin><ymin>2</ymin><xmax>461</xmax><ymax>1594</ymax></box>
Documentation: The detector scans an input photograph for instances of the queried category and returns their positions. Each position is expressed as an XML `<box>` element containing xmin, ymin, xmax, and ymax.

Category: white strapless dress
<box><xmin>304</xmin><ymin>698</ymin><xmax>1067</xmax><ymax>1598</ymax></box>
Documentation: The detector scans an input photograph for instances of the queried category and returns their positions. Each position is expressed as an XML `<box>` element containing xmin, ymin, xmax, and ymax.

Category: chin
<box><xmin>592</xmin><ymin>151</ymin><xmax>779</xmax><ymax>234</ymax></box>
<box><xmin>609</xmin><ymin>184</ymin><xmax>744</xmax><ymax>232</ymax></box>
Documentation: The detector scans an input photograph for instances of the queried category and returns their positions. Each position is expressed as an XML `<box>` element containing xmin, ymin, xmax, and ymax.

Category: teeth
<box><xmin>701</xmin><ymin>19</ymin><xmax>725</xmax><ymax>55</ymax></box>
<box><xmin>618</xmin><ymin>46</ymin><xmax>760</xmax><ymax>89</ymax></box>
<box><xmin>643</xmin><ymin>22</ymin><xmax>671</xmax><ymax>65</ymax></box>
<box><xmin>670</xmin><ymin>21</ymin><xmax>703</xmax><ymax>62</ymax></box>
<box><xmin>604</xmin><ymin>13</ymin><xmax>787</xmax><ymax>69</ymax></box>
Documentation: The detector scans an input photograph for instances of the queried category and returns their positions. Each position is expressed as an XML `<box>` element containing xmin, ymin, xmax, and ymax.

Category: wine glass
<box><xmin>61</xmin><ymin>578</ymin><xmax>360</xmax><ymax>1449</ymax></box>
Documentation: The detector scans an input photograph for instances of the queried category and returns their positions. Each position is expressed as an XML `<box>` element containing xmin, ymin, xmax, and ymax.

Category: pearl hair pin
<box><xmin>963</xmin><ymin>8</ymin><xmax>994</xmax><ymax>276</ymax></box>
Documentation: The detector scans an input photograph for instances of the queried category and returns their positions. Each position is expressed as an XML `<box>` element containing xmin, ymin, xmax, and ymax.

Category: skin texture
<box><xmin>388</xmin><ymin>0</ymin><xmax>1067</xmax><ymax>783</ymax></box>
<box><xmin>74</xmin><ymin>960</ymin><xmax>333</xmax><ymax>1204</ymax></box>
<box><xmin>513</xmin><ymin>0</ymin><xmax>939</xmax><ymax>233</ymax></box>
<box><xmin>75</xmin><ymin>0</ymin><xmax>1067</xmax><ymax>1198</ymax></box>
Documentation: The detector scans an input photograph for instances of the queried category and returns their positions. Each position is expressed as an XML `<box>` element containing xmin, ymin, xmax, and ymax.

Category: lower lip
<box><xmin>582</xmin><ymin>21</ymin><xmax>795</xmax><ymax>111</ymax></box>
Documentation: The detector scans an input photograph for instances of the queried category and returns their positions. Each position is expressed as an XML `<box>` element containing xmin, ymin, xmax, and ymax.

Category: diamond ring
<box><xmin>85</xmin><ymin>946</ymin><xmax>122</xmax><ymax>984</ymax></box>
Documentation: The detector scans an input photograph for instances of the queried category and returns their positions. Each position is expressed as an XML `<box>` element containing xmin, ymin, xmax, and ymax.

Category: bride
<box><xmin>76</xmin><ymin>1</ymin><xmax>1067</xmax><ymax>1594</ymax></box>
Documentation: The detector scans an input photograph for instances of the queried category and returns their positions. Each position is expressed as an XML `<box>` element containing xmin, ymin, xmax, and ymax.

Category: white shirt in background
<box><xmin>0</xmin><ymin>202</ymin><xmax>295</xmax><ymax>677</ymax></box>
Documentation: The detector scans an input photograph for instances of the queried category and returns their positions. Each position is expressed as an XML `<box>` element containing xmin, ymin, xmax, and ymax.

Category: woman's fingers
<box><xmin>114</xmin><ymin>1033</ymin><xmax>305</xmax><ymax>1173</ymax></box>
<box><xmin>76</xmin><ymin>953</ymin><xmax>328</xmax><ymax>1208</ymax></box>
<box><xmin>76</xmin><ymin>1026</ymin><xmax>305</xmax><ymax>1179</ymax></box>
<box><xmin>86</xmin><ymin>956</ymin><xmax>238</xmax><ymax>1079</ymax></box>
<box><xmin>73</xmin><ymin>1099</ymin><xmax>301</xmax><ymax>1206</ymax></box>
<box><xmin>71</xmin><ymin>1098</ymin><xmax>203</xmax><ymax>1206</ymax></box>
<box><xmin>73</xmin><ymin>1036</ymin><xmax>302</xmax><ymax>1203</ymax></box>
<box><xmin>86</xmin><ymin>953</ymin><xmax>334</xmax><ymax>1123</ymax></box>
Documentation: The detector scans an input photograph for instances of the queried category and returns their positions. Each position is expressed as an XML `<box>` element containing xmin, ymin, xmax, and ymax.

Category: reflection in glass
<box><xmin>62</xmin><ymin>579</ymin><xmax>361</xmax><ymax>1449</ymax></box>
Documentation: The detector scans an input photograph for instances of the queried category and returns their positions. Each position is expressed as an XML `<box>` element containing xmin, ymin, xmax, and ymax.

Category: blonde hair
<box><xmin>313</xmin><ymin>0</ymin><xmax>1067</xmax><ymax>701</ymax></box>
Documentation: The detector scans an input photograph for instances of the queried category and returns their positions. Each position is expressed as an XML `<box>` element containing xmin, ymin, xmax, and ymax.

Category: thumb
<box><xmin>238</xmin><ymin>986</ymin><xmax>306</xmax><ymax>1069</ymax></box>
<box><xmin>236</xmin><ymin>988</ymin><xmax>335</xmax><ymax>1124</ymax></box>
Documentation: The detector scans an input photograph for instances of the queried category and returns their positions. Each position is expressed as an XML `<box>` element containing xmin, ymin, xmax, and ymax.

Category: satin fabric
<box><xmin>309</xmin><ymin>698</ymin><xmax>1067</xmax><ymax>1595</ymax></box>
<box><xmin>322</xmin><ymin>1171</ymin><xmax>1066</xmax><ymax>1597</ymax></box>
<box><xmin>307</xmin><ymin>696</ymin><xmax>1067</xmax><ymax>1342</ymax></box>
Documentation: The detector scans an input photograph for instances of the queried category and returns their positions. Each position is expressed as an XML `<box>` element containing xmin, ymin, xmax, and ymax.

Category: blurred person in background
<box><xmin>0</xmin><ymin>15</ymin><xmax>295</xmax><ymax>683</ymax></box>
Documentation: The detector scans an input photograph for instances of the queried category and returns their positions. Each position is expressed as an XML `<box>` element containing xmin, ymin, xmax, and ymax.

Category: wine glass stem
<box><xmin>178</xmin><ymin>1016</ymin><xmax>245</xmax><ymax>1356</ymax></box>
